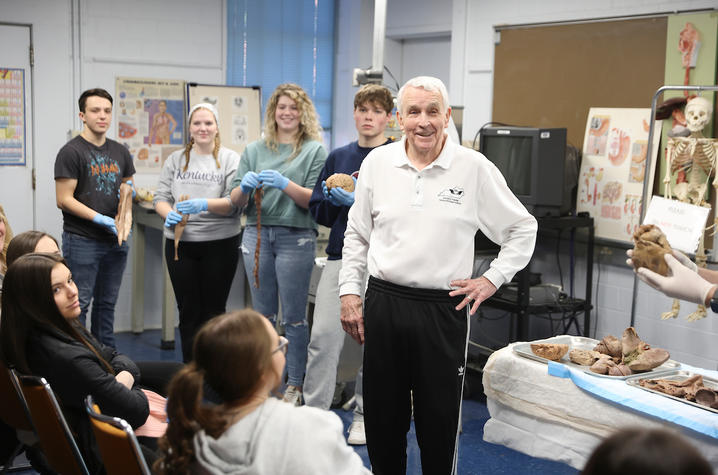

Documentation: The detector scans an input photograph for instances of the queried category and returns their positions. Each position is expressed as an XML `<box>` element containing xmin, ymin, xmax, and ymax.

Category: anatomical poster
<box><xmin>576</xmin><ymin>108</ymin><xmax>661</xmax><ymax>243</ymax></box>
<box><xmin>115</xmin><ymin>77</ymin><xmax>186</xmax><ymax>173</ymax></box>
<box><xmin>0</xmin><ymin>68</ymin><xmax>25</xmax><ymax>165</ymax></box>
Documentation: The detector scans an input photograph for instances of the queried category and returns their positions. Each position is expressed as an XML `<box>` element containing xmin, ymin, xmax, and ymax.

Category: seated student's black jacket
<box><xmin>27</xmin><ymin>324</ymin><xmax>149</xmax><ymax>474</ymax></box>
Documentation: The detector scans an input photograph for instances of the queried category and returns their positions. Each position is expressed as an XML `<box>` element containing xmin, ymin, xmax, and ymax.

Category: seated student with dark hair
<box><xmin>582</xmin><ymin>427</ymin><xmax>712</xmax><ymax>475</ymax></box>
<box><xmin>1</xmin><ymin>253</ymin><xmax>181</xmax><ymax>473</ymax></box>
<box><xmin>6</xmin><ymin>230</ymin><xmax>61</xmax><ymax>267</ymax></box>
<box><xmin>155</xmin><ymin>309</ymin><xmax>370</xmax><ymax>475</ymax></box>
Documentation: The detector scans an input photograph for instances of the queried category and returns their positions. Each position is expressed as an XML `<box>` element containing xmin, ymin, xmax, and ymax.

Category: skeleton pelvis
<box><xmin>672</xmin><ymin>182</ymin><xmax>707</xmax><ymax>204</ymax></box>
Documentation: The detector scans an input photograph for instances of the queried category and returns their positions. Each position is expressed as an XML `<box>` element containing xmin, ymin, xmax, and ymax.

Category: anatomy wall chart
<box><xmin>577</xmin><ymin>108</ymin><xmax>661</xmax><ymax>243</ymax></box>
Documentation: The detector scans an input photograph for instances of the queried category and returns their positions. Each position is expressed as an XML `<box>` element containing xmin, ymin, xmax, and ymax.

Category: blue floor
<box><xmin>8</xmin><ymin>329</ymin><xmax>578</xmax><ymax>474</ymax></box>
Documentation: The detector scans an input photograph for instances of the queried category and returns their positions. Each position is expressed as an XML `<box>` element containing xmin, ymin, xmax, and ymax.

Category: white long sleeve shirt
<box><xmin>339</xmin><ymin>136</ymin><xmax>537</xmax><ymax>296</ymax></box>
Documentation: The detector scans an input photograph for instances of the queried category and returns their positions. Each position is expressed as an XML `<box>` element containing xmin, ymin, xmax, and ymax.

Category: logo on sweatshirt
<box><xmin>438</xmin><ymin>187</ymin><xmax>465</xmax><ymax>204</ymax></box>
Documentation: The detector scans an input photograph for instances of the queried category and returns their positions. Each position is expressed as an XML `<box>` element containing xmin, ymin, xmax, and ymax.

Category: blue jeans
<box><xmin>241</xmin><ymin>225</ymin><xmax>316</xmax><ymax>387</ymax></box>
<box><xmin>62</xmin><ymin>232</ymin><xmax>129</xmax><ymax>347</ymax></box>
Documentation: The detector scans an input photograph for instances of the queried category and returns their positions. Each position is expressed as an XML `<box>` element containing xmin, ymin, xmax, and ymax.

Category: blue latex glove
<box><xmin>117</xmin><ymin>180</ymin><xmax>137</xmax><ymax>199</ymax></box>
<box><xmin>164</xmin><ymin>211</ymin><xmax>183</xmax><ymax>227</ymax></box>
<box><xmin>322</xmin><ymin>181</ymin><xmax>342</xmax><ymax>207</ymax></box>
<box><xmin>240</xmin><ymin>171</ymin><xmax>261</xmax><ymax>194</ymax></box>
<box><xmin>92</xmin><ymin>213</ymin><xmax>118</xmax><ymax>235</ymax></box>
<box><xmin>259</xmin><ymin>169</ymin><xmax>289</xmax><ymax>190</ymax></box>
<box><xmin>176</xmin><ymin>198</ymin><xmax>208</xmax><ymax>214</ymax></box>
<box><xmin>328</xmin><ymin>177</ymin><xmax>356</xmax><ymax>207</ymax></box>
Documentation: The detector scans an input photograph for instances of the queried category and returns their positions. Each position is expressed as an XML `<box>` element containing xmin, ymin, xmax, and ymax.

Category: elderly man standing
<box><xmin>339</xmin><ymin>76</ymin><xmax>537</xmax><ymax>474</ymax></box>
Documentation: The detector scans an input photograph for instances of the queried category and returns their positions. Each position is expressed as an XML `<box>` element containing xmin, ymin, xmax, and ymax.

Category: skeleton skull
<box><xmin>685</xmin><ymin>96</ymin><xmax>713</xmax><ymax>133</ymax></box>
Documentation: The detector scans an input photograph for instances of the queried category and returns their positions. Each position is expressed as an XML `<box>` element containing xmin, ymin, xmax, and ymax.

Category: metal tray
<box><xmin>625</xmin><ymin>369</ymin><xmax>718</xmax><ymax>414</ymax></box>
<box><xmin>513</xmin><ymin>335</ymin><xmax>681</xmax><ymax>380</ymax></box>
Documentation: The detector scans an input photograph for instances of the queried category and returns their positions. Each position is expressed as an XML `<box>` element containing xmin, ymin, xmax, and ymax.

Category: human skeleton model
<box><xmin>662</xmin><ymin>96</ymin><xmax>718</xmax><ymax>321</ymax></box>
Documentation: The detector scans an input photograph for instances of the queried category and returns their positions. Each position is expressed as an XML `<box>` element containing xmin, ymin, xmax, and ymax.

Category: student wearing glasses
<box><xmin>155</xmin><ymin>309</ymin><xmax>370</xmax><ymax>475</ymax></box>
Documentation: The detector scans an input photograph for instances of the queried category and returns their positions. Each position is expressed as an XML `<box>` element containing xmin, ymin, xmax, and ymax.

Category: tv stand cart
<box><xmin>483</xmin><ymin>215</ymin><xmax>594</xmax><ymax>341</ymax></box>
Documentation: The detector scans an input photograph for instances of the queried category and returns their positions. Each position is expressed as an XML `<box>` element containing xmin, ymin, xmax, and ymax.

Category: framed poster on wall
<box><xmin>0</xmin><ymin>68</ymin><xmax>25</xmax><ymax>165</ymax></box>
<box><xmin>115</xmin><ymin>77</ymin><xmax>186</xmax><ymax>173</ymax></box>
<box><xmin>576</xmin><ymin>108</ymin><xmax>661</xmax><ymax>244</ymax></box>
<box><xmin>186</xmin><ymin>83</ymin><xmax>262</xmax><ymax>157</ymax></box>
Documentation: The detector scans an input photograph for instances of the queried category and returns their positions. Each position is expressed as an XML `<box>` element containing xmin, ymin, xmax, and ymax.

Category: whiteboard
<box><xmin>187</xmin><ymin>83</ymin><xmax>262</xmax><ymax>157</ymax></box>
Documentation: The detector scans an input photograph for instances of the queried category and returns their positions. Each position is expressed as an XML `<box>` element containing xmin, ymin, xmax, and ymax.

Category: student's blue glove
<box><xmin>322</xmin><ymin>181</ymin><xmax>342</xmax><ymax>207</ymax></box>
<box><xmin>164</xmin><ymin>211</ymin><xmax>184</xmax><ymax>227</ymax></box>
<box><xmin>240</xmin><ymin>172</ymin><xmax>261</xmax><ymax>194</ymax></box>
<box><xmin>92</xmin><ymin>213</ymin><xmax>118</xmax><ymax>235</ymax></box>
<box><xmin>328</xmin><ymin>177</ymin><xmax>356</xmax><ymax>207</ymax></box>
<box><xmin>259</xmin><ymin>170</ymin><xmax>289</xmax><ymax>190</ymax></box>
<box><xmin>176</xmin><ymin>198</ymin><xmax>208</xmax><ymax>214</ymax></box>
<box><xmin>117</xmin><ymin>180</ymin><xmax>137</xmax><ymax>199</ymax></box>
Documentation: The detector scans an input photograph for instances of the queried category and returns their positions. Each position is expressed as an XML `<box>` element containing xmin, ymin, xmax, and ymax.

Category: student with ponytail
<box><xmin>0</xmin><ymin>253</ymin><xmax>159</xmax><ymax>473</ymax></box>
<box><xmin>154</xmin><ymin>103</ymin><xmax>242</xmax><ymax>362</ymax></box>
<box><xmin>155</xmin><ymin>309</ymin><xmax>370</xmax><ymax>475</ymax></box>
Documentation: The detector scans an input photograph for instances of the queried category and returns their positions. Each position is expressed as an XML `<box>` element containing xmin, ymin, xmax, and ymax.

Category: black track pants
<box><xmin>363</xmin><ymin>276</ymin><xmax>468</xmax><ymax>475</ymax></box>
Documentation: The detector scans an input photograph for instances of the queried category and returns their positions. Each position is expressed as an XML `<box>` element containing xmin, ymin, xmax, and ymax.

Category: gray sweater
<box><xmin>193</xmin><ymin>397</ymin><xmax>371</xmax><ymax>475</ymax></box>
<box><xmin>154</xmin><ymin>146</ymin><xmax>241</xmax><ymax>242</ymax></box>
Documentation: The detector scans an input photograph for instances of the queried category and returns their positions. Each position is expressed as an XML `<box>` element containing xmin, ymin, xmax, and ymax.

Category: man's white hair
<box><xmin>397</xmin><ymin>76</ymin><xmax>450</xmax><ymax>113</ymax></box>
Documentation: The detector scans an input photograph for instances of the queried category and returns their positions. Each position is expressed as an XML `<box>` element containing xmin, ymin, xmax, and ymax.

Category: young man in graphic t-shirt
<box><xmin>54</xmin><ymin>88</ymin><xmax>135</xmax><ymax>347</ymax></box>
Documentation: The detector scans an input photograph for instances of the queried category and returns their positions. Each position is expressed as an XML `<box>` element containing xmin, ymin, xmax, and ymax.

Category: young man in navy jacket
<box><xmin>304</xmin><ymin>84</ymin><xmax>394</xmax><ymax>445</ymax></box>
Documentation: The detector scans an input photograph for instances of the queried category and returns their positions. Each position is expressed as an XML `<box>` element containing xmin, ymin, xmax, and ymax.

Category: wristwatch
<box><xmin>710</xmin><ymin>287</ymin><xmax>718</xmax><ymax>313</ymax></box>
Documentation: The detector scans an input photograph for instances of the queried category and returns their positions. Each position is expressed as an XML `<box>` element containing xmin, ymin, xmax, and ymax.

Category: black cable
<box><xmin>472</xmin><ymin>121</ymin><xmax>517</xmax><ymax>150</ymax></box>
<box><xmin>555</xmin><ymin>230</ymin><xmax>564</xmax><ymax>292</ymax></box>
<box><xmin>382</xmin><ymin>65</ymin><xmax>401</xmax><ymax>93</ymax></box>
<box><xmin>593</xmin><ymin>255</ymin><xmax>601</xmax><ymax>340</ymax></box>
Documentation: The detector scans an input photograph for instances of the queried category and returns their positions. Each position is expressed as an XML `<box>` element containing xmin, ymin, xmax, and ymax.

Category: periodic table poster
<box><xmin>0</xmin><ymin>68</ymin><xmax>26</xmax><ymax>165</ymax></box>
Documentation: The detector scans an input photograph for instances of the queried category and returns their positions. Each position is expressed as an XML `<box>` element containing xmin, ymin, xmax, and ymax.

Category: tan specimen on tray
<box><xmin>115</xmin><ymin>182</ymin><xmax>133</xmax><ymax>245</ymax></box>
<box><xmin>586</xmin><ymin>327</ymin><xmax>669</xmax><ymax>376</ymax></box>
<box><xmin>662</xmin><ymin>96</ymin><xmax>718</xmax><ymax>321</ymax></box>
<box><xmin>174</xmin><ymin>194</ymin><xmax>189</xmax><ymax>261</ymax></box>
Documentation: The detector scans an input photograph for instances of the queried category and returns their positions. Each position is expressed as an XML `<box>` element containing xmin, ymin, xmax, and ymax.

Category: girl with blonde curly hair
<box><xmin>230</xmin><ymin>84</ymin><xmax>327</xmax><ymax>405</ymax></box>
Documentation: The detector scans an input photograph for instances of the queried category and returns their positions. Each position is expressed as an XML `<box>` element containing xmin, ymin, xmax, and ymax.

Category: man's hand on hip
<box><xmin>449</xmin><ymin>276</ymin><xmax>497</xmax><ymax>315</ymax></box>
<box><xmin>340</xmin><ymin>294</ymin><xmax>365</xmax><ymax>345</ymax></box>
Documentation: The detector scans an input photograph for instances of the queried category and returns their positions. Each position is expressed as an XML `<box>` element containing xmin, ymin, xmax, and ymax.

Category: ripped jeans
<box><xmin>241</xmin><ymin>225</ymin><xmax>316</xmax><ymax>387</ymax></box>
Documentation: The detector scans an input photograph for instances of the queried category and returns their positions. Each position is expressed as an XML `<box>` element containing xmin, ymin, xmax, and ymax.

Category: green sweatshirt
<box><xmin>232</xmin><ymin>139</ymin><xmax>327</xmax><ymax>229</ymax></box>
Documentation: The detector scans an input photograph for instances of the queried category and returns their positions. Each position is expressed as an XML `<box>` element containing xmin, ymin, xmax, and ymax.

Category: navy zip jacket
<box><xmin>309</xmin><ymin>139</ymin><xmax>392</xmax><ymax>260</ymax></box>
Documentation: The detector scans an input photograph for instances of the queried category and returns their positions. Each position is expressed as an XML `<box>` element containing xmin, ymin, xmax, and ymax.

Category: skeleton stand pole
<box><xmin>630</xmin><ymin>84</ymin><xmax>718</xmax><ymax>327</ymax></box>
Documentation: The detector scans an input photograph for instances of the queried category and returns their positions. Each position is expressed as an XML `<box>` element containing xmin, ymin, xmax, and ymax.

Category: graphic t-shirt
<box><xmin>54</xmin><ymin>135</ymin><xmax>135</xmax><ymax>241</ymax></box>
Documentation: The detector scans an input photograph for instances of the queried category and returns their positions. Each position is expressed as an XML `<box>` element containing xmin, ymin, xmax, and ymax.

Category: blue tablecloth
<box><xmin>548</xmin><ymin>361</ymin><xmax>718</xmax><ymax>439</ymax></box>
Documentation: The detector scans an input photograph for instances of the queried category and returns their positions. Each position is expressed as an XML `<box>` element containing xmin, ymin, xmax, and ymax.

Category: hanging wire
<box><xmin>383</xmin><ymin>65</ymin><xmax>401</xmax><ymax>92</ymax></box>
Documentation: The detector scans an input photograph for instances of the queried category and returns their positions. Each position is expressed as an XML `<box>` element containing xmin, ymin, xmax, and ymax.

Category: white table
<box><xmin>482</xmin><ymin>343</ymin><xmax>718</xmax><ymax>470</ymax></box>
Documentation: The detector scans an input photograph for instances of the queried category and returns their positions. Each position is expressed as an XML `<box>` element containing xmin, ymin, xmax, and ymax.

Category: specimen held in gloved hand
<box><xmin>326</xmin><ymin>173</ymin><xmax>355</xmax><ymax>192</ymax></box>
<box><xmin>115</xmin><ymin>182</ymin><xmax>133</xmax><ymax>245</ymax></box>
<box><xmin>174</xmin><ymin>194</ymin><xmax>189</xmax><ymax>261</ymax></box>
<box><xmin>631</xmin><ymin>224</ymin><xmax>672</xmax><ymax>276</ymax></box>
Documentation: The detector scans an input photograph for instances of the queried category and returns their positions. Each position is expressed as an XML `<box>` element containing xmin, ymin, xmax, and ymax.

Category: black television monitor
<box><xmin>475</xmin><ymin>126</ymin><xmax>570</xmax><ymax>252</ymax></box>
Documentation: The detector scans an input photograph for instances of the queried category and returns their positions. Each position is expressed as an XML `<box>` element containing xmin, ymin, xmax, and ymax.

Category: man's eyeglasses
<box><xmin>273</xmin><ymin>336</ymin><xmax>289</xmax><ymax>355</ymax></box>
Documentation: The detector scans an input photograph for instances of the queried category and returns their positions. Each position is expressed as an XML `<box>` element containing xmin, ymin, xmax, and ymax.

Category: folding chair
<box><xmin>84</xmin><ymin>395</ymin><xmax>151</xmax><ymax>475</ymax></box>
<box><xmin>17</xmin><ymin>374</ymin><xmax>89</xmax><ymax>475</ymax></box>
<box><xmin>0</xmin><ymin>362</ymin><xmax>34</xmax><ymax>473</ymax></box>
